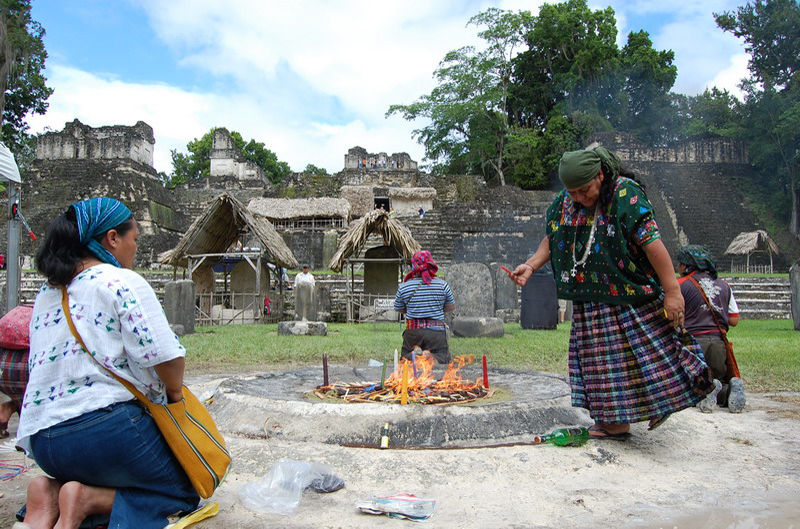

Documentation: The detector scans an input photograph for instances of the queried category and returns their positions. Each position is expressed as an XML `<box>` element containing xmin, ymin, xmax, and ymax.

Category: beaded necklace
<box><xmin>570</xmin><ymin>203</ymin><xmax>599</xmax><ymax>278</ymax></box>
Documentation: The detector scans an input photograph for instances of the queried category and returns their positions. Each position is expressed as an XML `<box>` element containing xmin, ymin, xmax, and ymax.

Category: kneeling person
<box><xmin>393</xmin><ymin>251</ymin><xmax>455</xmax><ymax>364</ymax></box>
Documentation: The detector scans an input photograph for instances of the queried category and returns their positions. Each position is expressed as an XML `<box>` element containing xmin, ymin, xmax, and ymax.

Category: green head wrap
<box><xmin>558</xmin><ymin>146</ymin><xmax>621</xmax><ymax>189</ymax></box>
<box><xmin>678</xmin><ymin>245</ymin><xmax>718</xmax><ymax>279</ymax></box>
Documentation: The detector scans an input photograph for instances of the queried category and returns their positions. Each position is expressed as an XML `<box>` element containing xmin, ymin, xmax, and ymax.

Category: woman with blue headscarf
<box><xmin>16</xmin><ymin>199</ymin><xmax>199</xmax><ymax>528</ymax></box>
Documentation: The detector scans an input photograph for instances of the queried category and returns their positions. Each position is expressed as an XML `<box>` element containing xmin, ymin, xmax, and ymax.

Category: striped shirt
<box><xmin>393</xmin><ymin>278</ymin><xmax>455</xmax><ymax>321</ymax></box>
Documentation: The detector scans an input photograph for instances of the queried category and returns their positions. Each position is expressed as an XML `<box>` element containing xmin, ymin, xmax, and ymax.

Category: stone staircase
<box><xmin>724</xmin><ymin>276</ymin><xmax>791</xmax><ymax>320</ymax></box>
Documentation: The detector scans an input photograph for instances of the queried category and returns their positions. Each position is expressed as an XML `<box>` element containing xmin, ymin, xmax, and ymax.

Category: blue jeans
<box><xmin>30</xmin><ymin>400</ymin><xmax>200</xmax><ymax>528</ymax></box>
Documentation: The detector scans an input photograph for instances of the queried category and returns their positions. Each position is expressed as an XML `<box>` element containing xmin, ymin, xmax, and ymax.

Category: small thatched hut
<box><xmin>159</xmin><ymin>192</ymin><xmax>298</xmax><ymax>325</ymax></box>
<box><xmin>724</xmin><ymin>230</ymin><xmax>780</xmax><ymax>273</ymax></box>
<box><xmin>328</xmin><ymin>208</ymin><xmax>421</xmax><ymax>322</ymax></box>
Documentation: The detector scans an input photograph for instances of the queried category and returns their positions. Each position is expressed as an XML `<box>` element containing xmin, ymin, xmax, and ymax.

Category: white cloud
<box><xmin>29</xmin><ymin>0</ymin><xmax>752</xmax><ymax>177</ymax></box>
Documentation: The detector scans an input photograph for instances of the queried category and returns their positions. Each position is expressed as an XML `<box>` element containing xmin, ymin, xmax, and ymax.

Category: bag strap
<box><xmin>686</xmin><ymin>274</ymin><xmax>727</xmax><ymax>338</ymax></box>
<box><xmin>60</xmin><ymin>285</ymin><xmax>151</xmax><ymax>405</ymax></box>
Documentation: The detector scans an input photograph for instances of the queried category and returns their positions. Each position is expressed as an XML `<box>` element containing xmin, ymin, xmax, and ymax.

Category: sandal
<box><xmin>648</xmin><ymin>415</ymin><xmax>670</xmax><ymax>431</ymax></box>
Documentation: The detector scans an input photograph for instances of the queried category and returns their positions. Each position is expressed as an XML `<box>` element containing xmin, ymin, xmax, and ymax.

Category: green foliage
<box><xmin>715</xmin><ymin>0</ymin><xmax>799</xmax><ymax>90</ymax></box>
<box><xmin>303</xmin><ymin>163</ymin><xmax>328</xmax><ymax>176</ymax></box>
<box><xmin>389</xmin><ymin>1</ymin><xmax>680</xmax><ymax>190</ymax></box>
<box><xmin>387</xmin><ymin>8</ymin><xmax>534</xmax><ymax>185</ymax></box>
<box><xmin>454</xmin><ymin>174</ymin><xmax>480</xmax><ymax>202</ymax></box>
<box><xmin>166</xmin><ymin>127</ymin><xmax>291</xmax><ymax>187</ymax></box>
<box><xmin>715</xmin><ymin>0</ymin><xmax>800</xmax><ymax>237</ymax></box>
<box><xmin>672</xmin><ymin>88</ymin><xmax>745</xmax><ymax>140</ymax></box>
<box><xmin>0</xmin><ymin>0</ymin><xmax>53</xmax><ymax>159</ymax></box>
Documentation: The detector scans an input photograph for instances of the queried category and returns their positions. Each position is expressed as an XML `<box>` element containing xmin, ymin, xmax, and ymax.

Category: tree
<box><xmin>303</xmin><ymin>164</ymin><xmax>328</xmax><ymax>176</ymax></box>
<box><xmin>671</xmin><ymin>88</ymin><xmax>745</xmax><ymax>140</ymax></box>
<box><xmin>716</xmin><ymin>0</ymin><xmax>800</xmax><ymax>237</ymax></box>
<box><xmin>387</xmin><ymin>8</ymin><xmax>533</xmax><ymax>185</ymax></box>
<box><xmin>167</xmin><ymin>127</ymin><xmax>291</xmax><ymax>187</ymax></box>
<box><xmin>0</xmin><ymin>0</ymin><xmax>53</xmax><ymax>160</ymax></box>
<box><xmin>617</xmin><ymin>30</ymin><xmax>677</xmax><ymax>144</ymax></box>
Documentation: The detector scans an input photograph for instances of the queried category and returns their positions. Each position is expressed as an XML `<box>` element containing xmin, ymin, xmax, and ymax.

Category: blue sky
<box><xmin>27</xmin><ymin>0</ymin><xmax>749</xmax><ymax>175</ymax></box>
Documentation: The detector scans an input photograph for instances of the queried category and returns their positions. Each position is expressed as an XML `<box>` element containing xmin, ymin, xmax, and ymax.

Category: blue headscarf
<box><xmin>71</xmin><ymin>198</ymin><xmax>133</xmax><ymax>268</ymax></box>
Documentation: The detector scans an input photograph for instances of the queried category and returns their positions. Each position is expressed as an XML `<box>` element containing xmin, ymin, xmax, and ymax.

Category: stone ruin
<box><xmin>344</xmin><ymin>146</ymin><xmax>418</xmax><ymax>171</ymax></box>
<box><xmin>5</xmin><ymin>119</ymin><xmax>794</xmax><ymax>274</ymax></box>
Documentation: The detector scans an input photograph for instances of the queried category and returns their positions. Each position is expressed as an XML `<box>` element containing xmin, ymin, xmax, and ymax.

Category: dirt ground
<box><xmin>2</xmin><ymin>385</ymin><xmax>799</xmax><ymax>529</ymax></box>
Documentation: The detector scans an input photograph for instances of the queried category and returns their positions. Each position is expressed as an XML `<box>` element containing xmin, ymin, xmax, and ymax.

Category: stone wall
<box><xmin>208</xmin><ymin>128</ymin><xmax>266</xmax><ymax>187</ymax></box>
<box><xmin>343</xmin><ymin>146</ymin><xmax>418</xmax><ymax>171</ymax></box>
<box><xmin>36</xmin><ymin>119</ymin><xmax>155</xmax><ymax>167</ymax></box>
<box><xmin>17</xmin><ymin>158</ymin><xmax>187</xmax><ymax>264</ymax></box>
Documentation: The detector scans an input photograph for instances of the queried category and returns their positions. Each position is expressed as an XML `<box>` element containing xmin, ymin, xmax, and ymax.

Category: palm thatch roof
<box><xmin>388</xmin><ymin>187</ymin><xmax>437</xmax><ymax>200</ymax></box>
<box><xmin>158</xmin><ymin>192</ymin><xmax>298</xmax><ymax>268</ymax></box>
<box><xmin>328</xmin><ymin>209</ymin><xmax>421</xmax><ymax>272</ymax></box>
<box><xmin>247</xmin><ymin>197</ymin><xmax>350</xmax><ymax>220</ymax></box>
<box><xmin>339</xmin><ymin>185</ymin><xmax>375</xmax><ymax>217</ymax></box>
<box><xmin>724</xmin><ymin>230</ymin><xmax>780</xmax><ymax>256</ymax></box>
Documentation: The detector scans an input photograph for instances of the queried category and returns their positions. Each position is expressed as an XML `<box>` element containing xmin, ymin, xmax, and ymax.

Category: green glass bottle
<box><xmin>533</xmin><ymin>427</ymin><xmax>590</xmax><ymax>447</ymax></box>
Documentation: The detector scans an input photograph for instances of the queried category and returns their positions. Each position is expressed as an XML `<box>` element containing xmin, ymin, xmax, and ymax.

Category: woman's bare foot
<box><xmin>589</xmin><ymin>423</ymin><xmax>631</xmax><ymax>437</ymax></box>
<box><xmin>23</xmin><ymin>476</ymin><xmax>62</xmax><ymax>528</ymax></box>
<box><xmin>54</xmin><ymin>481</ymin><xmax>115</xmax><ymax>529</ymax></box>
<box><xmin>0</xmin><ymin>401</ymin><xmax>18</xmax><ymax>437</ymax></box>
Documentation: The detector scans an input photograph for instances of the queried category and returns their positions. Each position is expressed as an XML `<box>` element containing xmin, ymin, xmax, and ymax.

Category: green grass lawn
<box><xmin>180</xmin><ymin>319</ymin><xmax>799</xmax><ymax>392</ymax></box>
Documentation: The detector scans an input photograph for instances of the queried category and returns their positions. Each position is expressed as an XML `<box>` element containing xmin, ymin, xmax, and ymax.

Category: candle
<box><xmin>323</xmin><ymin>353</ymin><xmax>329</xmax><ymax>386</ymax></box>
<box><xmin>401</xmin><ymin>362</ymin><xmax>409</xmax><ymax>405</ymax></box>
<box><xmin>482</xmin><ymin>354</ymin><xmax>489</xmax><ymax>389</ymax></box>
<box><xmin>380</xmin><ymin>357</ymin><xmax>387</xmax><ymax>389</ymax></box>
<box><xmin>411</xmin><ymin>350</ymin><xmax>418</xmax><ymax>379</ymax></box>
<box><xmin>393</xmin><ymin>349</ymin><xmax>398</xmax><ymax>374</ymax></box>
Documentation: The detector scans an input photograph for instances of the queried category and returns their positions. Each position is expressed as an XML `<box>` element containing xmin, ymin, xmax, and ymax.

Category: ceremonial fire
<box><xmin>314</xmin><ymin>352</ymin><xmax>492</xmax><ymax>405</ymax></box>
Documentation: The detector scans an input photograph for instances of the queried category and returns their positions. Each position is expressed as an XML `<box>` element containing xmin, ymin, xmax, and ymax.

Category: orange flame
<box><xmin>383</xmin><ymin>350</ymin><xmax>482</xmax><ymax>401</ymax></box>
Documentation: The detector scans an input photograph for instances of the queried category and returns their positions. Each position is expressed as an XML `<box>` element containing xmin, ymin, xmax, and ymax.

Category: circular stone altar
<box><xmin>209</xmin><ymin>365</ymin><xmax>591</xmax><ymax>449</ymax></box>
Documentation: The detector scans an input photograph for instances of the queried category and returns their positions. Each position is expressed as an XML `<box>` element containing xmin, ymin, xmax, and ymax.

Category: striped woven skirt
<box><xmin>569</xmin><ymin>298</ymin><xmax>711</xmax><ymax>425</ymax></box>
<box><xmin>0</xmin><ymin>348</ymin><xmax>28</xmax><ymax>409</ymax></box>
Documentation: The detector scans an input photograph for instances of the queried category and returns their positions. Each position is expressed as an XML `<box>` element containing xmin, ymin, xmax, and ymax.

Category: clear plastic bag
<box><xmin>238</xmin><ymin>459</ymin><xmax>342</xmax><ymax>515</ymax></box>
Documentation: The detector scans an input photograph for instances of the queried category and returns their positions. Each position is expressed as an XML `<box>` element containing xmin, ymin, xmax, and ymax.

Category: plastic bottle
<box><xmin>380</xmin><ymin>423</ymin><xmax>390</xmax><ymax>449</ymax></box>
<box><xmin>533</xmin><ymin>427</ymin><xmax>590</xmax><ymax>447</ymax></box>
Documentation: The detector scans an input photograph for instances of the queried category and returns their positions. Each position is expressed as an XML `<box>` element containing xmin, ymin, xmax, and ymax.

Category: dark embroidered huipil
<box><xmin>546</xmin><ymin>177</ymin><xmax>662</xmax><ymax>304</ymax></box>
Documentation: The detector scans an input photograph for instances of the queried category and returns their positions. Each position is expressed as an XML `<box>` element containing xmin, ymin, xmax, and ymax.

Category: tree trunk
<box><xmin>791</xmin><ymin>182</ymin><xmax>800</xmax><ymax>239</ymax></box>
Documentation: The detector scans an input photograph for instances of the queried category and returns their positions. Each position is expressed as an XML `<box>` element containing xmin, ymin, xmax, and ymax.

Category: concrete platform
<box><xmin>209</xmin><ymin>366</ymin><xmax>590</xmax><ymax>449</ymax></box>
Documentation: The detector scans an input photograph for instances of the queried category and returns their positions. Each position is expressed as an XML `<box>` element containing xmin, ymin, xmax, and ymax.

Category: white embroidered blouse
<box><xmin>17</xmin><ymin>264</ymin><xmax>186</xmax><ymax>449</ymax></box>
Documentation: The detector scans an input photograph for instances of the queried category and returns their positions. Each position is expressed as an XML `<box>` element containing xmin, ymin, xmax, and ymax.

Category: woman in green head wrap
<box><xmin>678</xmin><ymin>245</ymin><xmax>744</xmax><ymax>413</ymax></box>
<box><xmin>506</xmin><ymin>146</ymin><xmax>713</xmax><ymax>438</ymax></box>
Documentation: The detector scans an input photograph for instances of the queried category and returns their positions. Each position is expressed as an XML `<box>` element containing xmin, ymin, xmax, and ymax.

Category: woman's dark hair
<box><xmin>598</xmin><ymin>164</ymin><xmax>646</xmax><ymax>212</ymax></box>
<box><xmin>35</xmin><ymin>206</ymin><xmax>135</xmax><ymax>286</ymax></box>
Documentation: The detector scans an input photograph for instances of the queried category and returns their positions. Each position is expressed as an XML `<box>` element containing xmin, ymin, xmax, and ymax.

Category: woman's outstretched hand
<box><xmin>509</xmin><ymin>263</ymin><xmax>534</xmax><ymax>287</ymax></box>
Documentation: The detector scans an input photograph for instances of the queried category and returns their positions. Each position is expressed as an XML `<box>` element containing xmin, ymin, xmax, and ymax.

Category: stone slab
<box><xmin>451</xmin><ymin>316</ymin><xmax>505</xmax><ymax>338</ymax></box>
<box><xmin>278</xmin><ymin>320</ymin><xmax>328</xmax><ymax>336</ymax></box>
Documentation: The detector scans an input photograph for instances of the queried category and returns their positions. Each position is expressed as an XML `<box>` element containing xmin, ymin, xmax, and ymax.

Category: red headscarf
<box><xmin>404</xmin><ymin>250</ymin><xmax>438</xmax><ymax>284</ymax></box>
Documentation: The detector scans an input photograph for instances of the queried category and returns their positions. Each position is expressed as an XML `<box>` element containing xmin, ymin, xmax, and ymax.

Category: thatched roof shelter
<box><xmin>248</xmin><ymin>197</ymin><xmax>350</xmax><ymax>220</ymax></box>
<box><xmin>388</xmin><ymin>187</ymin><xmax>437</xmax><ymax>200</ymax></box>
<box><xmin>159</xmin><ymin>192</ymin><xmax>298</xmax><ymax>269</ymax></box>
<box><xmin>724</xmin><ymin>230</ymin><xmax>780</xmax><ymax>256</ymax></box>
<box><xmin>328</xmin><ymin>208</ymin><xmax>421</xmax><ymax>272</ymax></box>
<box><xmin>724</xmin><ymin>230</ymin><xmax>779</xmax><ymax>273</ymax></box>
